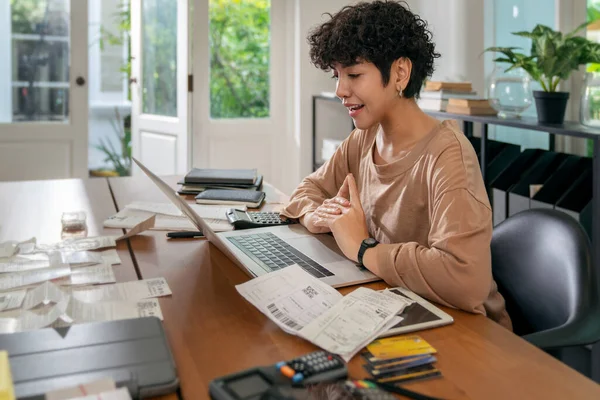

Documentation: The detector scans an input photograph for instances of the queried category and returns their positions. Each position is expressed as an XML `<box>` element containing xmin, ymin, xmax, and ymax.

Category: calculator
<box><xmin>225</xmin><ymin>208</ymin><xmax>296</xmax><ymax>230</ymax></box>
<box><xmin>208</xmin><ymin>350</ymin><xmax>348</xmax><ymax>400</ymax></box>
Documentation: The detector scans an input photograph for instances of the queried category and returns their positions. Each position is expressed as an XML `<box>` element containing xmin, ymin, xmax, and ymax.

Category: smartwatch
<box><xmin>358</xmin><ymin>237</ymin><xmax>379</xmax><ymax>267</ymax></box>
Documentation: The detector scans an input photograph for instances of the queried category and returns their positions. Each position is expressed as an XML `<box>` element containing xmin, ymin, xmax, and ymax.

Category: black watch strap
<box><xmin>358</xmin><ymin>238</ymin><xmax>379</xmax><ymax>266</ymax></box>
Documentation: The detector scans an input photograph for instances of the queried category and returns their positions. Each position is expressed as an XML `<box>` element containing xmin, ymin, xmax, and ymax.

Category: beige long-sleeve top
<box><xmin>281</xmin><ymin>120</ymin><xmax>512</xmax><ymax>330</ymax></box>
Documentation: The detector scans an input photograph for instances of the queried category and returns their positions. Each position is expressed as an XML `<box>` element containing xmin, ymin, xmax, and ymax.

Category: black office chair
<box><xmin>491</xmin><ymin>209</ymin><xmax>600</xmax><ymax>378</ymax></box>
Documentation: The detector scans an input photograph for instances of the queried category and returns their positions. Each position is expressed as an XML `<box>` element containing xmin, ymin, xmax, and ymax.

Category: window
<box><xmin>486</xmin><ymin>0</ymin><xmax>555</xmax><ymax>150</ymax></box>
<box><xmin>7</xmin><ymin>0</ymin><xmax>70</xmax><ymax>122</ymax></box>
<box><xmin>209</xmin><ymin>0</ymin><xmax>270</xmax><ymax>119</ymax></box>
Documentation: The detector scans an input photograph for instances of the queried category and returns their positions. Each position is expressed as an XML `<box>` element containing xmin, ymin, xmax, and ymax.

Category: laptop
<box><xmin>133</xmin><ymin>158</ymin><xmax>380</xmax><ymax>288</ymax></box>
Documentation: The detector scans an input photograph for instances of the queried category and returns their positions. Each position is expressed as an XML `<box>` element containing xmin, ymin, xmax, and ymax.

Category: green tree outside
<box><xmin>209</xmin><ymin>0</ymin><xmax>271</xmax><ymax>118</ymax></box>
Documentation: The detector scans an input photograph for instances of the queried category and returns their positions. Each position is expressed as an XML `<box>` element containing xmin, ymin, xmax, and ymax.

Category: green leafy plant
<box><xmin>94</xmin><ymin>108</ymin><xmax>131</xmax><ymax>176</ymax></box>
<box><xmin>484</xmin><ymin>22</ymin><xmax>600</xmax><ymax>92</ymax></box>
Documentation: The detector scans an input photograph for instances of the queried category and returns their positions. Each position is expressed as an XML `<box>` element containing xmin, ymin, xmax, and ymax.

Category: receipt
<box><xmin>70</xmin><ymin>388</ymin><xmax>132</xmax><ymax>400</ymax></box>
<box><xmin>299</xmin><ymin>288</ymin><xmax>411</xmax><ymax>361</ymax></box>
<box><xmin>105</xmin><ymin>206</ymin><xmax>234</xmax><ymax>232</ymax></box>
<box><xmin>45</xmin><ymin>378</ymin><xmax>119</xmax><ymax>400</ymax></box>
<box><xmin>0</xmin><ymin>318</ymin><xmax>18</xmax><ymax>333</ymax></box>
<box><xmin>236</xmin><ymin>265</ymin><xmax>342</xmax><ymax>334</ymax></box>
<box><xmin>72</xmin><ymin>277</ymin><xmax>172</xmax><ymax>303</ymax></box>
<box><xmin>61</xmin><ymin>264</ymin><xmax>116</xmax><ymax>286</ymax></box>
<box><xmin>236</xmin><ymin>266</ymin><xmax>413</xmax><ymax>361</ymax></box>
<box><xmin>126</xmin><ymin>201</ymin><xmax>244</xmax><ymax>219</ymax></box>
<box><xmin>22</xmin><ymin>281</ymin><xmax>69</xmax><ymax>310</ymax></box>
<box><xmin>0</xmin><ymin>289</ymin><xmax>26</xmax><ymax>311</ymax></box>
<box><xmin>37</xmin><ymin>236</ymin><xmax>118</xmax><ymax>252</ymax></box>
<box><xmin>0</xmin><ymin>266</ymin><xmax>71</xmax><ymax>291</ymax></box>
<box><xmin>67</xmin><ymin>298</ymin><xmax>163</xmax><ymax>322</ymax></box>
<box><xmin>64</xmin><ymin>250</ymin><xmax>120</xmax><ymax>267</ymax></box>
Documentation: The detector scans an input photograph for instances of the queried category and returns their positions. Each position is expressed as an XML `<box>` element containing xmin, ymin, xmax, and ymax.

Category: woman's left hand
<box><xmin>313</xmin><ymin>173</ymin><xmax>369</xmax><ymax>262</ymax></box>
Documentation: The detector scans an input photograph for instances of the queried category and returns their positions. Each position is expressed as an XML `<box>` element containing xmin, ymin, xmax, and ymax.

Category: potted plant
<box><xmin>484</xmin><ymin>22</ymin><xmax>600</xmax><ymax>124</ymax></box>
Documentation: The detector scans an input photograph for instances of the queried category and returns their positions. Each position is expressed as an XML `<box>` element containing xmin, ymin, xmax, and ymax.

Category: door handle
<box><xmin>129</xmin><ymin>77</ymin><xmax>138</xmax><ymax>84</ymax></box>
<box><xmin>75</xmin><ymin>76</ymin><xmax>85</xmax><ymax>86</ymax></box>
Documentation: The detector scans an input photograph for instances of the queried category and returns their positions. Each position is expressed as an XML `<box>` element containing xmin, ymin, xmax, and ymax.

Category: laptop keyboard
<box><xmin>226</xmin><ymin>232</ymin><xmax>334</xmax><ymax>278</ymax></box>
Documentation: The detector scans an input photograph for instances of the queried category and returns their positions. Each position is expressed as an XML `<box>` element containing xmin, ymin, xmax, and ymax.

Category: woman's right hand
<box><xmin>301</xmin><ymin>178</ymin><xmax>351</xmax><ymax>233</ymax></box>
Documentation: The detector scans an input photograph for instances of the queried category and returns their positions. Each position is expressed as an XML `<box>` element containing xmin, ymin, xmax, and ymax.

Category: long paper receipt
<box><xmin>235</xmin><ymin>265</ymin><xmax>412</xmax><ymax>361</ymax></box>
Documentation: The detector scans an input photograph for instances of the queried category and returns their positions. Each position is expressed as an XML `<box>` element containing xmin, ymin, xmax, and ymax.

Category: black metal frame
<box><xmin>311</xmin><ymin>94</ymin><xmax>600</xmax><ymax>287</ymax></box>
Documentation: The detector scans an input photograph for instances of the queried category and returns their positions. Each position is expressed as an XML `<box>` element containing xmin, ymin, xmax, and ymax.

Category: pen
<box><xmin>166</xmin><ymin>231</ymin><xmax>204</xmax><ymax>239</ymax></box>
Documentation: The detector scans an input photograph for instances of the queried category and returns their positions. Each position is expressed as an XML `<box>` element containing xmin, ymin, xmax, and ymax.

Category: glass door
<box><xmin>0</xmin><ymin>0</ymin><xmax>88</xmax><ymax>180</ymax></box>
<box><xmin>130</xmin><ymin>0</ymin><xmax>189</xmax><ymax>176</ymax></box>
<box><xmin>191</xmin><ymin>0</ymin><xmax>286</xmax><ymax>188</ymax></box>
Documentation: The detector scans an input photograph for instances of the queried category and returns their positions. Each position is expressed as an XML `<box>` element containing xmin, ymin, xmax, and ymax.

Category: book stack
<box><xmin>418</xmin><ymin>81</ymin><xmax>480</xmax><ymax>111</ymax></box>
<box><xmin>446</xmin><ymin>98</ymin><xmax>497</xmax><ymax>116</ymax></box>
<box><xmin>177</xmin><ymin>168</ymin><xmax>266</xmax><ymax>208</ymax></box>
<box><xmin>177</xmin><ymin>168</ymin><xmax>263</xmax><ymax>195</ymax></box>
<box><xmin>361</xmin><ymin>335</ymin><xmax>441</xmax><ymax>385</ymax></box>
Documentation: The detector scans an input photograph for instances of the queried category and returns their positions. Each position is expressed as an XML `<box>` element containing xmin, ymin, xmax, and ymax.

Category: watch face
<box><xmin>365</xmin><ymin>238</ymin><xmax>378</xmax><ymax>246</ymax></box>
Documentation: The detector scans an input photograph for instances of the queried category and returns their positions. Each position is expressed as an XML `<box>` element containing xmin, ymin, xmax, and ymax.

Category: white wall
<box><xmin>284</xmin><ymin>0</ymin><xmax>486</xmax><ymax>192</ymax></box>
<box><xmin>409</xmin><ymin>0</ymin><xmax>485</xmax><ymax>95</ymax></box>
<box><xmin>283</xmin><ymin>0</ymin><xmax>357</xmax><ymax>194</ymax></box>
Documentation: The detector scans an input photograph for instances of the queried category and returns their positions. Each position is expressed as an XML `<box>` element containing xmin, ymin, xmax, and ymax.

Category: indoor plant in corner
<box><xmin>485</xmin><ymin>22</ymin><xmax>600</xmax><ymax>124</ymax></box>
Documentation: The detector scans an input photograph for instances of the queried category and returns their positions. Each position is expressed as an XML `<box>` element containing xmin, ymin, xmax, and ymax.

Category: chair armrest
<box><xmin>523</xmin><ymin>316</ymin><xmax>600</xmax><ymax>350</ymax></box>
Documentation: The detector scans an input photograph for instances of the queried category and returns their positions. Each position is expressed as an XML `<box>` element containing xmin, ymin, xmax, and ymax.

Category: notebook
<box><xmin>184</xmin><ymin>168</ymin><xmax>257</xmax><ymax>185</ymax></box>
<box><xmin>195</xmin><ymin>189</ymin><xmax>266</xmax><ymax>208</ymax></box>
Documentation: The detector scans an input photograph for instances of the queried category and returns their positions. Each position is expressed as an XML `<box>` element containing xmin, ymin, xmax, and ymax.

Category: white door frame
<box><xmin>191</xmin><ymin>0</ymin><xmax>286</xmax><ymax>189</ymax></box>
<box><xmin>0</xmin><ymin>0</ymin><xmax>88</xmax><ymax>180</ymax></box>
<box><xmin>130</xmin><ymin>0</ymin><xmax>189</xmax><ymax>176</ymax></box>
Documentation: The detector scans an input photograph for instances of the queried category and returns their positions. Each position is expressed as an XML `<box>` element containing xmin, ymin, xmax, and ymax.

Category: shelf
<box><xmin>12</xmin><ymin>81</ymin><xmax>69</xmax><ymax>89</ymax></box>
<box><xmin>12</xmin><ymin>33</ymin><xmax>69</xmax><ymax>43</ymax></box>
<box><xmin>424</xmin><ymin>110</ymin><xmax>600</xmax><ymax>140</ymax></box>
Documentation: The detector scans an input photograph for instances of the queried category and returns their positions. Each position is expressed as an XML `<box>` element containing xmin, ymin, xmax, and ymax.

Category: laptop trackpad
<box><xmin>285</xmin><ymin>236</ymin><xmax>346</xmax><ymax>264</ymax></box>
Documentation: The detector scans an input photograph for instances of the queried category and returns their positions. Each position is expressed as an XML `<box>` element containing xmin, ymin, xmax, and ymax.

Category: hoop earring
<box><xmin>398</xmin><ymin>88</ymin><xmax>403</xmax><ymax>98</ymax></box>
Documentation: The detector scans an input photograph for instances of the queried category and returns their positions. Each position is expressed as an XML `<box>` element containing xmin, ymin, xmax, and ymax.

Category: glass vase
<box><xmin>580</xmin><ymin>72</ymin><xmax>600</xmax><ymax>128</ymax></box>
<box><xmin>488</xmin><ymin>65</ymin><xmax>532</xmax><ymax>119</ymax></box>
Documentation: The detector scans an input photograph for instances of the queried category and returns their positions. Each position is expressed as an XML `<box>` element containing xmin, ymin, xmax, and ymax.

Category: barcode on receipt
<box><xmin>267</xmin><ymin>303</ymin><xmax>301</xmax><ymax>330</ymax></box>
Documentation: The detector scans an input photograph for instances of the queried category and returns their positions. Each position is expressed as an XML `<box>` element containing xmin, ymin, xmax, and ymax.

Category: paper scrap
<box><xmin>45</xmin><ymin>378</ymin><xmax>118</xmax><ymax>400</ymax></box>
<box><xmin>67</xmin><ymin>387</ymin><xmax>132</xmax><ymax>400</ymax></box>
<box><xmin>0</xmin><ymin>241</ymin><xmax>17</xmax><ymax>258</ymax></box>
<box><xmin>72</xmin><ymin>277</ymin><xmax>172</xmax><ymax>303</ymax></box>
<box><xmin>0</xmin><ymin>289</ymin><xmax>26</xmax><ymax>311</ymax></box>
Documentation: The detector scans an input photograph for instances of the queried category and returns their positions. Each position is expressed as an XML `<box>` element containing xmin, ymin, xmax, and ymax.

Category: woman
<box><xmin>280</xmin><ymin>0</ymin><xmax>511</xmax><ymax>329</ymax></box>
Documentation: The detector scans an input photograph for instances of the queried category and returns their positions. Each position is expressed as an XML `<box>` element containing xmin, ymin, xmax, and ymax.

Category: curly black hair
<box><xmin>307</xmin><ymin>0</ymin><xmax>440</xmax><ymax>98</ymax></box>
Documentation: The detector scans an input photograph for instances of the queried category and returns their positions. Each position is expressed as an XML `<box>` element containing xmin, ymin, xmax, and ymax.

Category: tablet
<box><xmin>378</xmin><ymin>287</ymin><xmax>454</xmax><ymax>338</ymax></box>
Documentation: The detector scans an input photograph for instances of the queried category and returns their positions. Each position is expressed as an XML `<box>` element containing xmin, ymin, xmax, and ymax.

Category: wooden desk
<box><xmin>109</xmin><ymin>175</ymin><xmax>600</xmax><ymax>400</ymax></box>
<box><xmin>0</xmin><ymin>178</ymin><xmax>138</xmax><ymax>282</ymax></box>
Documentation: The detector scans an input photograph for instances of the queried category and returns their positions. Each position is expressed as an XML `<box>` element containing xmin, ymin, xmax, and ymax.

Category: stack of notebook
<box><xmin>178</xmin><ymin>168</ymin><xmax>266</xmax><ymax>208</ymax></box>
<box><xmin>177</xmin><ymin>168</ymin><xmax>263</xmax><ymax>195</ymax></box>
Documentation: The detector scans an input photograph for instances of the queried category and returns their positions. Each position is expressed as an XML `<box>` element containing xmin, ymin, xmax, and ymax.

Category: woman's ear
<box><xmin>394</xmin><ymin>57</ymin><xmax>412</xmax><ymax>94</ymax></box>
